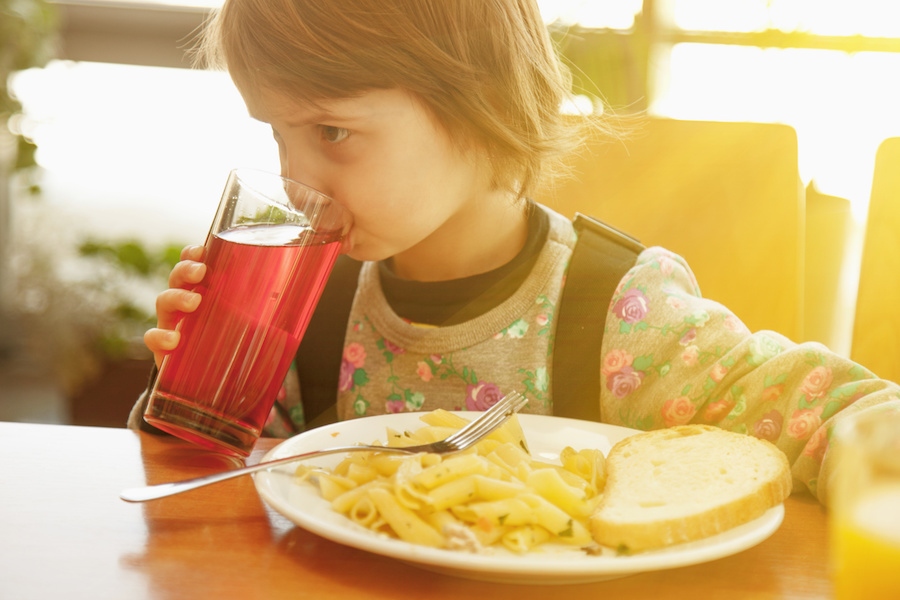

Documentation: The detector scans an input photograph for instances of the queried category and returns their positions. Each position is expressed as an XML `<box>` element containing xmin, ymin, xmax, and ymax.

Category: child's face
<box><xmin>241</xmin><ymin>86</ymin><xmax>501</xmax><ymax>271</ymax></box>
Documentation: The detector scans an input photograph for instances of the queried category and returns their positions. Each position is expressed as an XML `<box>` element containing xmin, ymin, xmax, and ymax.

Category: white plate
<box><xmin>254</xmin><ymin>413</ymin><xmax>784</xmax><ymax>585</ymax></box>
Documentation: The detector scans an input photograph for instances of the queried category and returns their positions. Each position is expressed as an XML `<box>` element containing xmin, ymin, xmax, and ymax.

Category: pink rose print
<box><xmin>601</xmin><ymin>349</ymin><xmax>634</xmax><ymax>376</ymax></box>
<box><xmin>761</xmin><ymin>384</ymin><xmax>784</xmax><ymax>402</ymax></box>
<box><xmin>465</xmin><ymin>382</ymin><xmax>502</xmax><ymax>411</ymax></box>
<box><xmin>710</xmin><ymin>362</ymin><xmax>728</xmax><ymax>383</ymax></box>
<box><xmin>343</xmin><ymin>342</ymin><xmax>366</xmax><ymax>368</ymax></box>
<box><xmin>536</xmin><ymin>313</ymin><xmax>549</xmax><ymax>327</ymax></box>
<box><xmin>612</xmin><ymin>288</ymin><xmax>649</xmax><ymax>324</ymax></box>
<box><xmin>666</xmin><ymin>296</ymin><xmax>687</xmax><ymax>310</ymax></box>
<box><xmin>787</xmin><ymin>405</ymin><xmax>824</xmax><ymax>440</ymax></box>
<box><xmin>430</xmin><ymin>354</ymin><xmax>443</xmax><ymax>365</ymax></box>
<box><xmin>754</xmin><ymin>410</ymin><xmax>783</xmax><ymax>442</ymax></box>
<box><xmin>383</xmin><ymin>339</ymin><xmax>405</xmax><ymax>355</ymax></box>
<box><xmin>681</xmin><ymin>345</ymin><xmax>699</xmax><ymax>366</ymax></box>
<box><xmin>723</xmin><ymin>314</ymin><xmax>749</xmax><ymax>334</ymax></box>
<box><xmin>416</xmin><ymin>361</ymin><xmax>433</xmax><ymax>382</ymax></box>
<box><xmin>662</xmin><ymin>396</ymin><xmax>697</xmax><ymax>427</ymax></box>
<box><xmin>799</xmin><ymin>366</ymin><xmax>833</xmax><ymax>399</ymax></box>
<box><xmin>679</xmin><ymin>328</ymin><xmax>697</xmax><ymax>346</ymax></box>
<box><xmin>658</xmin><ymin>255</ymin><xmax>676</xmax><ymax>277</ymax></box>
<box><xmin>386</xmin><ymin>400</ymin><xmax>406</xmax><ymax>414</ymax></box>
<box><xmin>802</xmin><ymin>426</ymin><xmax>828</xmax><ymax>464</ymax></box>
<box><xmin>606</xmin><ymin>366</ymin><xmax>644</xmax><ymax>399</ymax></box>
<box><xmin>703</xmin><ymin>397</ymin><xmax>735</xmax><ymax>422</ymax></box>
<box><xmin>338</xmin><ymin>359</ymin><xmax>355</xmax><ymax>392</ymax></box>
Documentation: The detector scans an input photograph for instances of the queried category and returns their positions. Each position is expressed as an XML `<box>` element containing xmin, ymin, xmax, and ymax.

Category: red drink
<box><xmin>145</xmin><ymin>222</ymin><xmax>341</xmax><ymax>455</ymax></box>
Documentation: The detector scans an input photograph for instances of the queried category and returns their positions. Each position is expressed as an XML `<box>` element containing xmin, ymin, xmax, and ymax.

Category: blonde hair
<box><xmin>197</xmin><ymin>0</ymin><xmax>606</xmax><ymax>199</ymax></box>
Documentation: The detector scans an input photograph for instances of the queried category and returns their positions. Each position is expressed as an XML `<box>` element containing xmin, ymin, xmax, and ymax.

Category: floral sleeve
<box><xmin>599</xmin><ymin>247</ymin><xmax>900</xmax><ymax>503</ymax></box>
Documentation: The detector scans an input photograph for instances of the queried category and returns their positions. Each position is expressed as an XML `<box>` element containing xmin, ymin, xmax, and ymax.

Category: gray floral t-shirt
<box><xmin>336</xmin><ymin>207</ymin><xmax>575</xmax><ymax>420</ymax></box>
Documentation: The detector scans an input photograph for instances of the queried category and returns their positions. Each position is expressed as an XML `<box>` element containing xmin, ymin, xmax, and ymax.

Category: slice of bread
<box><xmin>590</xmin><ymin>424</ymin><xmax>792</xmax><ymax>552</ymax></box>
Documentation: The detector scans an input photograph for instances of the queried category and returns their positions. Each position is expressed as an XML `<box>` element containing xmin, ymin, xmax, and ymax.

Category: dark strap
<box><xmin>552</xmin><ymin>213</ymin><xmax>643</xmax><ymax>422</ymax></box>
<box><xmin>295</xmin><ymin>254</ymin><xmax>362</xmax><ymax>427</ymax></box>
<box><xmin>297</xmin><ymin>214</ymin><xmax>641</xmax><ymax>427</ymax></box>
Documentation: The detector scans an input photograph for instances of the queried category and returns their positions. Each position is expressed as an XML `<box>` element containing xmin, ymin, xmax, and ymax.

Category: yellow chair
<box><xmin>537</xmin><ymin>117</ymin><xmax>805</xmax><ymax>341</ymax></box>
<box><xmin>803</xmin><ymin>182</ymin><xmax>855</xmax><ymax>354</ymax></box>
<box><xmin>851</xmin><ymin>137</ymin><xmax>900</xmax><ymax>381</ymax></box>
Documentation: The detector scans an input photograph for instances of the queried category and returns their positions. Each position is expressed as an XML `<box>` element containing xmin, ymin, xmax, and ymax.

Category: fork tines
<box><xmin>445</xmin><ymin>391</ymin><xmax>528</xmax><ymax>449</ymax></box>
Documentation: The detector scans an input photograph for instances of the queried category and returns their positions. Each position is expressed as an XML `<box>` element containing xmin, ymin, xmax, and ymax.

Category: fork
<box><xmin>120</xmin><ymin>391</ymin><xmax>528</xmax><ymax>502</ymax></box>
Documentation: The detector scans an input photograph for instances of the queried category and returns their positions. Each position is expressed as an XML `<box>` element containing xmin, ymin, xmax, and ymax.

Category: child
<box><xmin>129</xmin><ymin>0</ymin><xmax>899</xmax><ymax>505</ymax></box>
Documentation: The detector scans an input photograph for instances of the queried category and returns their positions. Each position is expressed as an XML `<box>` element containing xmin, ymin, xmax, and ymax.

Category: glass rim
<box><xmin>230</xmin><ymin>167</ymin><xmax>335</xmax><ymax>203</ymax></box>
<box><xmin>834</xmin><ymin>407</ymin><xmax>900</xmax><ymax>457</ymax></box>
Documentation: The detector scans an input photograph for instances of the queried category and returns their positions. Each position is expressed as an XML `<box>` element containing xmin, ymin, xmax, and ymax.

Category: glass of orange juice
<box><xmin>829</xmin><ymin>407</ymin><xmax>900</xmax><ymax>599</ymax></box>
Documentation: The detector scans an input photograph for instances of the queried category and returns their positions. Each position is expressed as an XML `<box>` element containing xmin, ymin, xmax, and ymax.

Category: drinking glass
<box><xmin>144</xmin><ymin>169</ymin><xmax>349</xmax><ymax>456</ymax></box>
<box><xmin>829</xmin><ymin>407</ymin><xmax>900</xmax><ymax>599</ymax></box>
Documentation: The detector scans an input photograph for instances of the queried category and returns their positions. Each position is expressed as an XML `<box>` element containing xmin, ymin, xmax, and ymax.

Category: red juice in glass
<box><xmin>144</xmin><ymin>169</ymin><xmax>347</xmax><ymax>456</ymax></box>
<box><xmin>146</xmin><ymin>223</ymin><xmax>340</xmax><ymax>455</ymax></box>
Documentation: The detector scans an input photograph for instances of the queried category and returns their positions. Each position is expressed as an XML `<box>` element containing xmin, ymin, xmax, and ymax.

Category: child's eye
<box><xmin>321</xmin><ymin>126</ymin><xmax>349</xmax><ymax>144</ymax></box>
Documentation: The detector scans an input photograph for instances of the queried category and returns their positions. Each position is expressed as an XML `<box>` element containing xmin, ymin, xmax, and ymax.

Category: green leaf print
<box><xmin>619</xmin><ymin>321</ymin><xmax>632</xmax><ymax>334</ymax></box>
<box><xmin>848</xmin><ymin>364</ymin><xmax>867</xmax><ymax>380</ymax></box>
<box><xmin>748</xmin><ymin>335</ymin><xmax>783</xmax><ymax>366</ymax></box>
<box><xmin>822</xmin><ymin>400</ymin><xmax>843</xmax><ymax>420</ymax></box>
<box><xmin>353</xmin><ymin>395</ymin><xmax>369</xmax><ymax>416</ymax></box>
<box><xmin>804</xmin><ymin>350</ymin><xmax>826</xmax><ymax>367</ymax></box>
<box><xmin>534</xmin><ymin>367</ymin><xmax>548</xmax><ymax>393</ymax></box>
<box><xmin>405</xmin><ymin>390</ymin><xmax>425</xmax><ymax>411</ymax></box>
<box><xmin>506</xmin><ymin>319</ymin><xmax>529</xmax><ymax>338</ymax></box>
<box><xmin>518</xmin><ymin>367</ymin><xmax>549</xmax><ymax>407</ymax></box>
<box><xmin>764</xmin><ymin>373</ymin><xmax>788</xmax><ymax>387</ymax></box>
<box><xmin>353</xmin><ymin>369</ymin><xmax>369</xmax><ymax>387</ymax></box>
<box><xmin>829</xmin><ymin>382</ymin><xmax>859</xmax><ymax>400</ymax></box>
<box><xmin>684</xmin><ymin>310</ymin><xmax>710</xmax><ymax>326</ymax></box>
<box><xmin>633</xmin><ymin>355</ymin><xmax>654</xmax><ymax>372</ymax></box>
<box><xmin>798</xmin><ymin>396</ymin><xmax>816</xmax><ymax>410</ymax></box>
<box><xmin>634</xmin><ymin>415</ymin><xmax>654</xmax><ymax>430</ymax></box>
<box><xmin>288</xmin><ymin>404</ymin><xmax>305</xmax><ymax>427</ymax></box>
<box><xmin>726</xmin><ymin>388</ymin><xmax>747</xmax><ymax>419</ymax></box>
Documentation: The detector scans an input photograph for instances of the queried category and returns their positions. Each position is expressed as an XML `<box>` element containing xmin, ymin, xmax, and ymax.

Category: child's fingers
<box><xmin>144</xmin><ymin>328</ymin><xmax>180</xmax><ymax>368</ymax></box>
<box><xmin>154</xmin><ymin>289</ymin><xmax>202</xmax><ymax>330</ymax></box>
<box><xmin>168</xmin><ymin>260</ymin><xmax>207</xmax><ymax>289</ymax></box>
<box><xmin>179</xmin><ymin>244</ymin><xmax>205</xmax><ymax>262</ymax></box>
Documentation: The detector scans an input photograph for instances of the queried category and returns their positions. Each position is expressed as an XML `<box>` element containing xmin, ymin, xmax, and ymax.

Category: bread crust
<box><xmin>589</xmin><ymin>425</ymin><xmax>792</xmax><ymax>552</ymax></box>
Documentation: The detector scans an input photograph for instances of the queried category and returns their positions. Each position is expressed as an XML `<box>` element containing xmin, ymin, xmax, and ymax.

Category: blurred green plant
<box><xmin>8</xmin><ymin>222</ymin><xmax>186</xmax><ymax>394</ymax></box>
<box><xmin>75</xmin><ymin>238</ymin><xmax>184</xmax><ymax>358</ymax></box>
<box><xmin>1</xmin><ymin>0</ymin><xmax>58</xmax><ymax>174</ymax></box>
<box><xmin>78</xmin><ymin>238</ymin><xmax>183</xmax><ymax>278</ymax></box>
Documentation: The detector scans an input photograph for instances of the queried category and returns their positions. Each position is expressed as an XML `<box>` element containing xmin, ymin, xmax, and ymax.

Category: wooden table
<box><xmin>0</xmin><ymin>421</ymin><xmax>833</xmax><ymax>599</ymax></box>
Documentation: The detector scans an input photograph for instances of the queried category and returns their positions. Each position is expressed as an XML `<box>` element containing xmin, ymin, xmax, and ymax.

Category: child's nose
<box><xmin>281</xmin><ymin>161</ymin><xmax>330</xmax><ymax>198</ymax></box>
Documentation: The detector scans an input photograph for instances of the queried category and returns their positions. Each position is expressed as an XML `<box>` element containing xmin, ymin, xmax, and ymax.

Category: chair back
<box><xmin>537</xmin><ymin>117</ymin><xmax>804</xmax><ymax>340</ymax></box>
<box><xmin>851</xmin><ymin>137</ymin><xmax>900</xmax><ymax>381</ymax></box>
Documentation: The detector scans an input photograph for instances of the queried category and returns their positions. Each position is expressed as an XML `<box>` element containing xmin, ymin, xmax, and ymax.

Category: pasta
<box><xmin>294</xmin><ymin>409</ymin><xmax>607</xmax><ymax>554</ymax></box>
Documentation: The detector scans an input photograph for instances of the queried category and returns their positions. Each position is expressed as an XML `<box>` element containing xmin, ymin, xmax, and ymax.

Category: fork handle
<box><xmin>119</xmin><ymin>445</ymin><xmax>412</xmax><ymax>503</ymax></box>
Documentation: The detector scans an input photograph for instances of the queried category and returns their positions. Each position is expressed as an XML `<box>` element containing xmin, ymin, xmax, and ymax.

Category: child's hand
<box><xmin>144</xmin><ymin>245</ymin><xmax>207</xmax><ymax>367</ymax></box>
